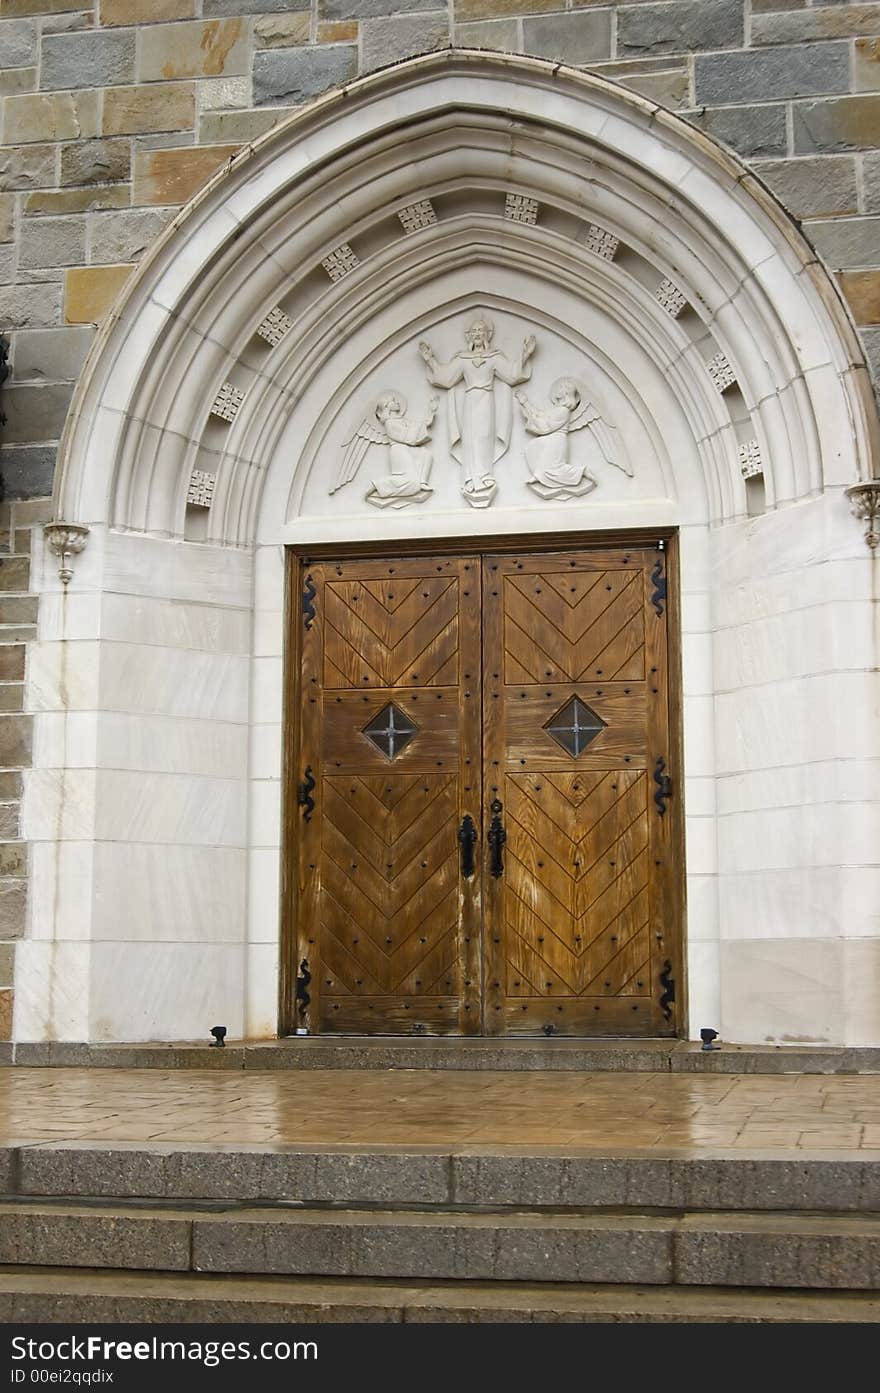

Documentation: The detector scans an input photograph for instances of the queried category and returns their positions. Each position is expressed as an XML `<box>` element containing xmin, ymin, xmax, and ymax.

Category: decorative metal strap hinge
<box><xmin>297</xmin><ymin>765</ymin><xmax>315</xmax><ymax>820</ymax></box>
<box><xmin>487</xmin><ymin>799</ymin><xmax>506</xmax><ymax>878</ymax></box>
<box><xmin>295</xmin><ymin>958</ymin><xmax>311</xmax><ymax>1021</ymax></box>
<box><xmin>458</xmin><ymin>814</ymin><xmax>477</xmax><ymax>879</ymax></box>
<box><xmin>650</xmin><ymin>546</ymin><xmax>667</xmax><ymax>617</ymax></box>
<box><xmin>653</xmin><ymin>757</ymin><xmax>673</xmax><ymax>816</ymax></box>
<box><xmin>302</xmin><ymin>573</ymin><xmax>317</xmax><ymax>629</ymax></box>
<box><xmin>659</xmin><ymin>959</ymin><xmax>675</xmax><ymax>1023</ymax></box>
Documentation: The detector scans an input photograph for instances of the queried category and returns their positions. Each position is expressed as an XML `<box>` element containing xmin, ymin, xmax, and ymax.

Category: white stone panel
<box><xmin>89</xmin><ymin>942</ymin><xmax>245</xmax><ymax>1042</ymax></box>
<box><xmin>91</xmin><ymin>843</ymin><xmax>247</xmax><ymax>944</ymax></box>
<box><xmin>249</xmin><ymin>779</ymin><xmax>282</xmax><ymax>850</ymax></box>
<box><xmin>96</xmin><ymin>713</ymin><xmax>247</xmax><ymax>779</ymax></box>
<box><xmin>247</xmin><ymin>847</ymin><xmax>281</xmax><ymax>945</ymax></box>
<box><xmin>245</xmin><ymin>941</ymin><xmax>279</xmax><ymax>1039</ymax></box>
<box><xmin>686</xmin><ymin>940</ymin><xmax>721</xmax><ymax>1038</ymax></box>
<box><xmin>98</xmin><ymin>645</ymin><xmax>249</xmax><ymax>723</ymax></box>
<box><xmin>13</xmin><ymin>942</ymin><xmax>91</xmax><ymax>1041</ymax></box>
<box><xmin>720</xmin><ymin>938</ymin><xmax>842</xmax><ymax>1045</ymax></box>
<box><xmin>92</xmin><ymin>771</ymin><xmax>247</xmax><ymax>847</ymax></box>
<box><xmin>29</xmin><ymin>842</ymin><xmax>94</xmax><ymax>943</ymax></box>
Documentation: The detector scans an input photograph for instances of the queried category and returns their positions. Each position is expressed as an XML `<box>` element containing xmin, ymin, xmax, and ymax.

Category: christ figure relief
<box><xmin>419</xmin><ymin>315</ymin><xmax>536</xmax><ymax>509</ymax></box>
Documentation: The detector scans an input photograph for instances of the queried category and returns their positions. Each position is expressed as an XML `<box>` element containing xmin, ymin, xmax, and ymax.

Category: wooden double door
<box><xmin>287</xmin><ymin>543</ymin><xmax>681</xmax><ymax>1037</ymax></box>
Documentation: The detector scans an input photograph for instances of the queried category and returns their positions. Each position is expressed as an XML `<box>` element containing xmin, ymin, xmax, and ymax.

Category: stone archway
<box><xmin>24</xmin><ymin>51</ymin><xmax>878</xmax><ymax>1046</ymax></box>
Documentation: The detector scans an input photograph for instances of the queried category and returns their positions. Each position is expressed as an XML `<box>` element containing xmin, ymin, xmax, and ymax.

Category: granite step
<box><xmin>0</xmin><ymin>1268</ymin><xmax>878</xmax><ymax>1323</ymax></box>
<box><xmin>8</xmin><ymin>1038</ymin><xmax>880</xmax><ymax>1073</ymax></box>
<box><xmin>7</xmin><ymin>1142</ymin><xmax>880</xmax><ymax>1212</ymax></box>
<box><xmin>2</xmin><ymin>1202</ymin><xmax>880</xmax><ymax>1290</ymax></box>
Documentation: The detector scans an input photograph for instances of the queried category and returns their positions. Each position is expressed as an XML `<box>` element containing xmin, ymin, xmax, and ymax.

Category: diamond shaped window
<box><xmin>544</xmin><ymin>696</ymin><xmax>606</xmax><ymax>758</ymax></box>
<box><xmin>362</xmin><ymin>703</ymin><xmax>418</xmax><ymax>760</ymax></box>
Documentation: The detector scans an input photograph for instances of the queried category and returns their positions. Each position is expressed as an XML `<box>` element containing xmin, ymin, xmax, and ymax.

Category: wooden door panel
<box><xmin>483</xmin><ymin>547</ymin><xmax>676</xmax><ymax>1037</ymax></box>
<box><xmin>293</xmin><ymin>555</ymin><xmax>482</xmax><ymax>1036</ymax></box>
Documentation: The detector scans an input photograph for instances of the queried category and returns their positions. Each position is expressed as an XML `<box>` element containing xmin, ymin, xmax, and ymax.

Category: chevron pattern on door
<box><xmin>292</xmin><ymin>556</ymin><xmax>482</xmax><ymax>1036</ymax></box>
<box><xmin>504</xmin><ymin>769</ymin><xmax>651</xmax><ymax>999</ymax></box>
<box><xmin>323</xmin><ymin>574</ymin><xmax>460</xmax><ymax>688</ymax></box>
<box><xmin>503</xmin><ymin>568</ymin><xmax>646</xmax><ymax>685</ymax></box>
<box><xmin>483</xmin><ymin>548</ymin><xmax>676</xmax><ymax>1037</ymax></box>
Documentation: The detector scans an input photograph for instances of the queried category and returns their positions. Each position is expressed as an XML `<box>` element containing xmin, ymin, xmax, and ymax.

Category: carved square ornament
<box><xmin>257</xmin><ymin>307</ymin><xmax>293</xmax><ymax>347</ymax></box>
<box><xmin>322</xmin><ymin>244</ymin><xmax>360</xmax><ymax>281</ymax></box>
<box><xmin>504</xmin><ymin>193</ymin><xmax>539</xmax><ymax>225</ymax></box>
<box><xmin>187</xmin><ymin>470</ymin><xmax>216</xmax><ymax>508</ymax></box>
<box><xmin>210</xmin><ymin>382</ymin><xmax>244</xmax><ymax>423</ymax></box>
<box><xmin>707</xmin><ymin>352</ymin><xmax>736</xmax><ymax>393</ymax></box>
<box><xmin>656</xmin><ymin>278</ymin><xmax>687</xmax><ymax>317</ymax></box>
<box><xmin>738</xmin><ymin>439</ymin><xmax>762</xmax><ymax>478</ymax></box>
<box><xmin>583</xmin><ymin>225</ymin><xmax>619</xmax><ymax>261</ymax></box>
<box><xmin>398</xmin><ymin>200</ymin><xmax>437</xmax><ymax>233</ymax></box>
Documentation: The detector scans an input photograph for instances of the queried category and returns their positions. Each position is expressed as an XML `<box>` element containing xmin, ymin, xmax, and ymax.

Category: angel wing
<box><xmin>330</xmin><ymin>418</ymin><xmax>387</xmax><ymax>494</ymax></box>
<box><xmin>568</xmin><ymin>394</ymin><xmax>633</xmax><ymax>477</ymax></box>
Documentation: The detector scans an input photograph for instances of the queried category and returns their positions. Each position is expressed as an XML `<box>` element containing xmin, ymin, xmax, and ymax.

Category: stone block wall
<box><xmin>1</xmin><ymin>2</ymin><xmax>880</xmax><ymax>504</ymax></box>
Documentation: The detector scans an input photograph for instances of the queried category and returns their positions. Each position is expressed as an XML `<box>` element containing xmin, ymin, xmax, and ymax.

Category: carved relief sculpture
<box><xmin>420</xmin><ymin>315</ymin><xmax>535</xmax><ymax>508</ymax></box>
<box><xmin>515</xmin><ymin>377</ymin><xmax>630</xmax><ymax>500</ymax></box>
<box><xmin>331</xmin><ymin>391</ymin><xmax>438</xmax><ymax>509</ymax></box>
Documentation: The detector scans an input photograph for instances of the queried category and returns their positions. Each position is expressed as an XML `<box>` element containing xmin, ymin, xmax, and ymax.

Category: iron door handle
<box><xmin>488</xmin><ymin>799</ymin><xmax>506</xmax><ymax>878</ymax></box>
<box><xmin>297</xmin><ymin>766</ymin><xmax>315</xmax><ymax>820</ymax></box>
<box><xmin>458</xmin><ymin>815</ymin><xmax>477</xmax><ymax>879</ymax></box>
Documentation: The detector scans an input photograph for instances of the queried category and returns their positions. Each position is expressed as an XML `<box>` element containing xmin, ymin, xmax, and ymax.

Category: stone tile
<box><xmin>793</xmin><ymin>94</ymin><xmax>880</xmax><ymax>153</ymax></box>
<box><xmin>854</xmin><ymin>36</ymin><xmax>880</xmax><ymax>91</ymax></box>
<box><xmin>317</xmin><ymin>21</ymin><xmax>358</xmax><ymax>42</ymax></box>
<box><xmin>0</xmin><ymin>19</ymin><xmax>37</xmax><ymax>68</ymax></box>
<box><xmin>64</xmin><ymin>263</ymin><xmax>132</xmax><ymax>324</ymax></box>
<box><xmin>60</xmin><ymin>138</ymin><xmax>130</xmax><ymax>188</ymax></box>
<box><xmin>0</xmin><ymin>68</ymin><xmax>37</xmax><ymax>97</ymax></box>
<box><xmin>2</xmin><ymin>91</ymin><xmax>98</xmax><ymax>145</ymax></box>
<box><xmin>205</xmin><ymin>0</ymin><xmax>309</xmax><ymax>10</ymax></box>
<box><xmin>0</xmin><ymin>595</ymin><xmax>36</xmax><ymax>622</ymax></box>
<box><xmin>25</xmin><ymin>187</ymin><xmax>130</xmax><ymax>215</ymax></box>
<box><xmin>0</xmin><ymin>144</ymin><xmax>56</xmax><ymax>192</ymax></box>
<box><xmin>102</xmin><ymin>83</ymin><xmax>195</xmax><ymax>137</ymax></box>
<box><xmin>0</xmin><ymin>990</ymin><xmax>10</xmax><ymax>1040</ymax></box>
<box><xmin>41</xmin><ymin>11</ymin><xmax>97</xmax><ymax>33</ymax></box>
<box><xmin>618</xmin><ymin>0</ymin><xmax>743</xmax><ymax>57</ymax></box>
<box><xmin>88</xmin><ymin>207</ymin><xmax>175</xmax><ymax>263</ymax></box>
<box><xmin>0</xmin><ymin>383</ymin><xmax>73</xmax><ymax>439</ymax></box>
<box><xmin>41</xmin><ymin>31</ymin><xmax>135</xmax><ymax>92</ymax></box>
<box><xmin>0</xmin><ymin>649</ymin><xmax>24</xmax><ymax>681</ymax></box>
<box><xmin>0</xmin><ymin>558</ymin><xmax>28</xmax><ymax>591</ymax></box>
<box><xmin>197</xmin><ymin>76</ymin><xmax>250</xmax><ymax>112</ymax></box>
<box><xmin>751</xmin><ymin>0</ymin><xmax>806</xmax><ymax>10</ymax></box>
<box><xmin>132</xmin><ymin>144</ymin><xmax>238</xmax><ymax>206</ymax></box>
<box><xmin>682</xmin><ymin>104</ymin><xmax>788</xmax><ymax>159</ymax></box>
<box><xmin>454</xmin><ymin>18</ymin><xmax>518</xmax><ymax>49</ymax></box>
<box><xmin>0</xmin><ymin>445</ymin><xmax>56</xmax><ymax>497</ymax></box>
<box><xmin>253</xmin><ymin>45</ymin><xmax>357</xmax><ymax>108</ymax></box>
<box><xmin>455</xmin><ymin>0</ymin><xmax>559</xmax><ymax>18</ymax></box>
<box><xmin>99</xmin><ymin>0</ymin><xmax>194</xmax><ymax>23</ymax></box>
<box><xmin>0</xmin><ymin>774</ymin><xmax>22</xmax><ymax>803</ymax></box>
<box><xmin>199</xmin><ymin>110</ymin><xmax>283</xmax><ymax>144</ymax></box>
<box><xmin>521</xmin><ymin>11</ymin><xmax>612</xmax><ymax>64</ymax></box>
<box><xmin>695</xmin><ymin>43</ymin><xmax>850</xmax><ymax>105</ymax></box>
<box><xmin>753</xmin><ymin>155</ymin><xmax>859</xmax><ymax>218</ymax></box>
<box><xmin>0</xmin><ymin>844</ymin><xmax>26</xmax><ymax>876</ymax></box>
<box><xmin>361</xmin><ymin>12</ymin><xmax>448</xmax><ymax>74</ymax></box>
<box><xmin>0</xmin><ymin>880</ymin><xmax>26</xmax><ymax>938</ymax></box>
<box><xmin>0</xmin><ymin>1205</ymin><xmax>192</xmax><ymax>1270</ymax></box>
<box><xmin>0</xmin><ymin>943</ymin><xmax>15</xmax><ymax>988</ymax></box>
<box><xmin>253</xmin><ymin>12</ymin><xmax>311</xmax><ymax>48</ymax></box>
<box><xmin>863</xmin><ymin>151</ymin><xmax>880</xmax><ymax>211</ymax></box>
<box><xmin>753</xmin><ymin>5</ymin><xmax>880</xmax><ymax>46</ymax></box>
<box><xmin>0</xmin><ymin>195</ymin><xmax>13</xmax><ymax>242</ymax></box>
<box><xmin>18</xmin><ymin>216</ymin><xmax>86</xmax><ymax>268</ymax></box>
<box><xmin>838</xmin><ymin>268</ymin><xmax>880</xmax><ymax>321</ymax></box>
<box><xmin>136</xmin><ymin>19</ymin><xmax>248</xmax><ymax>83</ymax></box>
<box><xmin>804</xmin><ymin>215</ymin><xmax>880</xmax><ymax>269</ymax></box>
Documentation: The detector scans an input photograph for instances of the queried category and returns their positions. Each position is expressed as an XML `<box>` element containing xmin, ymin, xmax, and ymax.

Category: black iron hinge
<box><xmin>653</xmin><ymin>757</ymin><xmax>673</xmax><ymax>816</ymax></box>
<box><xmin>295</xmin><ymin>958</ymin><xmax>311</xmax><ymax>1021</ymax></box>
<box><xmin>659</xmin><ymin>959</ymin><xmax>675</xmax><ymax>1023</ymax></box>
<box><xmin>650</xmin><ymin>545</ymin><xmax>667</xmax><ymax>617</ymax></box>
<box><xmin>297</xmin><ymin>766</ymin><xmax>315</xmax><ymax>820</ymax></box>
<box><xmin>302</xmin><ymin>573</ymin><xmax>317</xmax><ymax>630</ymax></box>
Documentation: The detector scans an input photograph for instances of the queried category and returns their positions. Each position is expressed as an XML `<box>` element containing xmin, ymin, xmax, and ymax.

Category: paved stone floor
<box><xmin>0</xmin><ymin>1068</ymin><xmax>879</xmax><ymax>1151</ymax></box>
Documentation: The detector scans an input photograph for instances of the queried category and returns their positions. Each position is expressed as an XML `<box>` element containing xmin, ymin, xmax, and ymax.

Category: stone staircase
<box><xmin>0</xmin><ymin>1142</ymin><xmax>878</xmax><ymax>1321</ymax></box>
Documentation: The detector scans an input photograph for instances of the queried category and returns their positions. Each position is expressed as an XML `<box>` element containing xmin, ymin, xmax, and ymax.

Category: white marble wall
<box><xmin>19</xmin><ymin>527</ymin><xmax>254</xmax><ymax>1042</ymax></box>
<box><xmin>711</xmin><ymin>493</ymin><xmax>880</xmax><ymax>1046</ymax></box>
<box><xmin>16</xmin><ymin>495</ymin><xmax>879</xmax><ymax>1044</ymax></box>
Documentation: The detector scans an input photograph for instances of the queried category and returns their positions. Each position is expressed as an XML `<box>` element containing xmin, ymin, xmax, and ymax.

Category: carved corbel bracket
<box><xmin>845</xmin><ymin>481</ymin><xmax>880</xmax><ymax>549</ymax></box>
<box><xmin>43</xmin><ymin>521</ymin><xmax>90</xmax><ymax>586</ymax></box>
